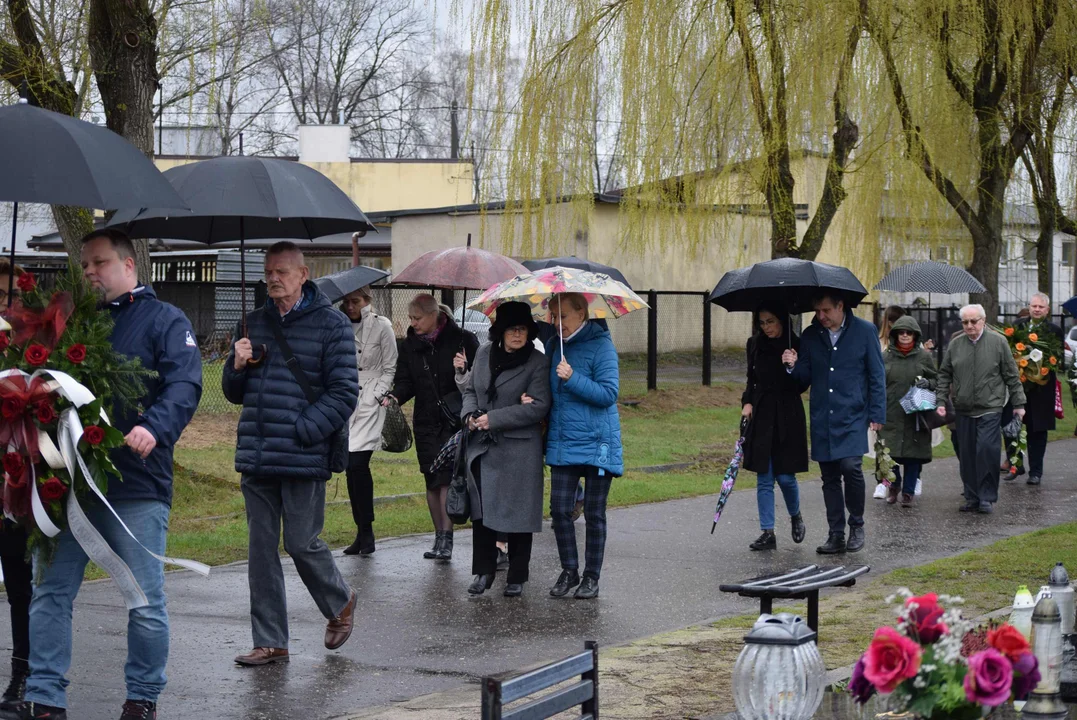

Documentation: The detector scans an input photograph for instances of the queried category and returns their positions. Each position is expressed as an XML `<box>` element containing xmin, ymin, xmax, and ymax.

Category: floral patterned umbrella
<box><xmin>467</xmin><ymin>266</ymin><xmax>648</xmax><ymax>320</ymax></box>
<box><xmin>712</xmin><ymin>418</ymin><xmax>748</xmax><ymax>532</ymax></box>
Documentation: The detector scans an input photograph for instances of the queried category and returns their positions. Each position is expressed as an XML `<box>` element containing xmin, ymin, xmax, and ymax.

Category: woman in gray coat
<box><xmin>460</xmin><ymin>302</ymin><xmax>551</xmax><ymax>597</ymax></box>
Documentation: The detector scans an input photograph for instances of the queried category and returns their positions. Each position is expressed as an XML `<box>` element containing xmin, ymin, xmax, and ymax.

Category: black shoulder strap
<box><xmin>265</xmin><ymin>309</ymin><xmax>318</xmax><ymax>404</ymax></box>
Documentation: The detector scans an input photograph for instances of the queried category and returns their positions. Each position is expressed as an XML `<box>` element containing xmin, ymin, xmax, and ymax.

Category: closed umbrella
<box><xmin>712</xmin><ymin>418</ymin><xmax>749</xmax><ymax>532</ymax></box>
<box><xmin>314</xmin><ymin>265</ymin><xmax>389</xmax><ymax>304</ymax></box>
<box><xmin>108</xmin><ymin>156</ymin><xmax>375</xmax><ymax>364</ymax></box>
<box><xmin>522</xmin><ymin>256</ymin><xmax>631</xmax><ymax>288</ymax></box>
<box><xmin>0</xmin><ymin>99</ymin><xmax>188</xmax><ymax>304</ymax></box>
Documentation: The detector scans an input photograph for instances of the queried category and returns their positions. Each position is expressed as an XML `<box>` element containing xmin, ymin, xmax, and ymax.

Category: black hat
<box><xmin>490</xmin><ymin>301</ymin><xmax>537</xmax><ymax>341</ymax></box>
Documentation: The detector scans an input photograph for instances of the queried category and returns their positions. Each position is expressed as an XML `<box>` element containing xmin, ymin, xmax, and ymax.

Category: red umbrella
<box><xmin>393</xmin><ymin>235</ymin><xmax>528</xmax><ymax>290</ymax></box>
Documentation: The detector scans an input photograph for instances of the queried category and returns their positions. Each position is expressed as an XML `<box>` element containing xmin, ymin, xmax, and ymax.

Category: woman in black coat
<box><xmin>741</xmin><ymin>307</ymin><xmax>809</xmax><ymax>550</ymax></box>
<box><xmin>388</xmin><ymin>294</ymin><xmax>479</xmax><ymax>560</ymax></box>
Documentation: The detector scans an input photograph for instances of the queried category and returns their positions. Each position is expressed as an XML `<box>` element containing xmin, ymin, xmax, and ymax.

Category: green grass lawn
<box><xmin>158</xmin><ymin>377</ymin><xmax>1077</xmax><ymax>569</ymax></box>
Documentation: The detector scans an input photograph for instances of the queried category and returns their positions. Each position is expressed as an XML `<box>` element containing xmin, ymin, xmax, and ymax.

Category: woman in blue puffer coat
<box><xmin>545</xmin><ymin>292</ymin><xmax>623</xmax><ymax>601</ymax></box>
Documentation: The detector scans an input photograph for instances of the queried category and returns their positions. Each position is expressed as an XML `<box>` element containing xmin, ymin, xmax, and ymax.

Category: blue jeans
<box><xmin>26</xmin><ymin>500</ymin><xmax>170</xmax><ymax>709</ymax></box>
<box><xmin>892</xmin><ymin>461</ymin><xmax>922</xmax><ymax>496</ymax></box>
<box><xmin>756</xmin><ymin>460</ymin><xmax>800</xmax><ymax>531</ymax></box>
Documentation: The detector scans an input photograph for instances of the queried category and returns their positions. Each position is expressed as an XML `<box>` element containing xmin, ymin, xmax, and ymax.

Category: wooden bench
<box><xmin>719</xmin><ymin>564</ymin><xmax>870</xmax><ymax>634</ymax></box>
<box><xmin>481</xmin><ymin>641</ymin><xmax>599</xmax><ymax>720</ymax></box>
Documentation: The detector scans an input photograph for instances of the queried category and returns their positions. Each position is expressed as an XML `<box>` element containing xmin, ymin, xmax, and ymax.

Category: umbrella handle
<box><xmin>247</xmin><ymin>344</ymin><xmax>268</xmax><ymax>368</ymax></box>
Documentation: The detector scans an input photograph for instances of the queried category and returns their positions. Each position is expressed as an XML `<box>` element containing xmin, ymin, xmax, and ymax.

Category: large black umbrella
<box><xmin>0</xmin><ymin>99</ymin><xmax>188</xmax><ymax>303</ymax></box>
<box><xmin>872</xmin><ymin>261</ymin><xmax>986</xmax><ymax>294</ymax></box>
<box><xmin>522</xmin><ymin>256</ymin><xmax>631</xmax><ymax>288</ymax></box>
<box><xmin>108</xmin><ymin>156</ymin><xmax>375</xmax><ymax>363</ymax></box>
<box><xmin>314</xmin><ymin>265</ymin><xmax>389</xmax><ymax>304</ymax></box>
<box><xmin>709</xmin><ymin>257</ymin><xmax>868</xmax><ymax>314</ymax></box>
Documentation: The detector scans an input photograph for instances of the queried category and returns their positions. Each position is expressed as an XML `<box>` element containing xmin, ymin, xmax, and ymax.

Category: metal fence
<box><xmin>18</xmin><ymin>270</ymin><xmax>731</xmax><ymax>412</ymax></box>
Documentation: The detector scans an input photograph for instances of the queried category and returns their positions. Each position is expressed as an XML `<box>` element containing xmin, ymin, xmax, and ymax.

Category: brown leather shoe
<box><xmin>325</xmin><ymin>589</ymin><xmax>358</xmax><ymax>650</ymax></box>
<box><xmin>234</xmin><ymin>647</ymin><xmax>289</xmax><ymax>666</ymax></box>
<box><xmin>886</xmin><ymin>484</ymin><xmax>900</xmax><ymax>504</ymax></box>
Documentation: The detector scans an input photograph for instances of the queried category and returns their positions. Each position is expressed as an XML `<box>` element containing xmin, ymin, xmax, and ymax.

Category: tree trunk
<box><xmin>88</xmin><ymin>0</ymin><xmax>160</xmax><ymax>284</ymax></box>
<box><xmin>967</xmin><ymin>174</ymin><xmax>1008</xmax><ymax>320</ymax></box>
<box><xmin>50</xmin><ymin>206</ymin><xmax>95</xmax><ymax>260</ymax></box>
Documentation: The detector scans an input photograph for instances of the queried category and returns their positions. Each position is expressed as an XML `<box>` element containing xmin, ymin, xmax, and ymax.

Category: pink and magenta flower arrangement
<box><xmin>849</xmin><ymin>590</ymin><xmax>1040</xmax><ymax>720</ymax></box>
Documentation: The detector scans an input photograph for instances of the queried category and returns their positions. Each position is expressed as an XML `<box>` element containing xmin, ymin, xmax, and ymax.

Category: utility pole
<box><xmin>450</xmin><ymin>100</ymin><xmax>459</xmax><ymax>159</ymax></box>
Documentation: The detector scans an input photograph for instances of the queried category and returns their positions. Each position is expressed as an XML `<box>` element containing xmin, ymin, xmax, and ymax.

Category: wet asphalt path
<box><xmin>4</xmin><ymin>442</ymin><xmax>1077</xmax><ymax>719</ymax></box>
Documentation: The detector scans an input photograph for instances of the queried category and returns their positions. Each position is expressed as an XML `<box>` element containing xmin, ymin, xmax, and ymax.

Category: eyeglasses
<box><xmin>961</xmin><ymin>318</ymin><xmax>983</xmax><ymax>326</ymax></box>
<box><xmin>504</xmin><ymin>325</ymin><xmax>529</xmax><ymax>335</ymax></box>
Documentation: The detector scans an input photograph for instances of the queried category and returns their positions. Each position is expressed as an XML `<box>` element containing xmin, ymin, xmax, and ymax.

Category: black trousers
<box><xmin>1027</xmin><ymin>430</ymin><xmax>1048</xmax><ymax>478</ymax></box>
<box><xmin>818</xmin><ymin>457</ymin><xmax>865</xmax><ymax>536</ymax></box>
<box><xmin>472</xmin><ymin>520</ymin><xmax>533</xmax><ymax>584</ymax></box>
<box><xmin>346</xmin><ymin>450</ymin><xmax>375</xmax><ymax>529</ymax></box>
<box><xmin>955</xmin><ymin>413</ymin><xmax>1002</xmax><ymax>504</ymax></box>
<box><xmin>0</xmin><ymin>526</ymin><xmax>31</xmax><ymax>661</ymax></box>
<box><xmin>470</xmin><ymin>465</ymin><xmax>533</xmax><ymax>583</ymax></box>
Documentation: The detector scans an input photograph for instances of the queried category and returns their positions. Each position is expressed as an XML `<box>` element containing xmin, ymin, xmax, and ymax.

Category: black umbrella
<box><xmin>522</xmin><ymin>256</ymin><xmax>631</xmax><ymax>288</ymax></box>
<box><xmin>709</xmin><ymin>257</ymin><xmax>868</xmax><ymax>314</ymax></box>
<box><xmin>0</xmin><ymin>99</ymin><xmax>188</xmax><ymax>304</ymax></box>
<box><xmin>314</xmin><ymin>265</ymin><xmax>389</xmax><ymax>304</ymax></box>
<box><xmin>872</xmin><ymin>261</ymin><xmax>986</xmax><ymax>294</ymax></box>
<box><xmin>108</xmin><ymin>156</ymin><xmax>375</xmax><ymax>364</ymax></box>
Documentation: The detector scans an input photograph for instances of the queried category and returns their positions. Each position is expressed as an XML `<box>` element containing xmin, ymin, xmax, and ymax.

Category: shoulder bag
<box><xmin>266</xmin><ymin>313</ymin><xmax>349</xmax><ymax>474</ymax></box>
<box><xmin>422</xmin><ymin>354</ymin><xmax>462</xmax><ymax>431</ymax></box>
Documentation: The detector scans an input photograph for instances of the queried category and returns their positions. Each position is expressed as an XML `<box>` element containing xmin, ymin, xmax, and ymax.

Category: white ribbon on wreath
<box><xmin>0</xmin><ymin>367</ymin><xmax>209</xmax><ymax>610</ymax></box>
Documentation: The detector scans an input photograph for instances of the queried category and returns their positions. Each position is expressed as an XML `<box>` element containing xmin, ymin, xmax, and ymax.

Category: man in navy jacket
<box><xmin>11</xmin><ymin>230</ymin><xmax>202</xmax><ymax>720</ymax></box>
<box><xmin>783</xmin><ymin>292</ymin><xmax>885</xmax><ymax>555</ymax></box>
<box><xmin>223</xmin><ymin>242</ymin><xmax>359</xmax><ymax>667</ymax></box>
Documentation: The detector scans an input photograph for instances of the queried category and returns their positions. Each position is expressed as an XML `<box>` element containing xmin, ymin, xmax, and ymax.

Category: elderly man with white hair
<box><xmin>1011</xmin><ymin>292</ymin><xmax>1064</xmax><ymax>485</ymax></box>
<box><xmin>935</xmin><ymin>304</ymin><xmax>1025</xmax><ymax>513</ymax></box>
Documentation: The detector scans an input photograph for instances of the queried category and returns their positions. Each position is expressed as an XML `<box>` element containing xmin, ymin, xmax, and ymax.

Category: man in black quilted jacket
<box><xmin>223</xmin><ymin>242</ymin><xmax>359</xmax><ymax>667</ymax></box>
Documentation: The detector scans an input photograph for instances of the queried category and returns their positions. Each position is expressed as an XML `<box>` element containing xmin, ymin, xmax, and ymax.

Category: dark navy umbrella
<box><xmin>109</xmin><ymin>156</ymin><xmax>375</xmax><ymax>364</ymax></box>
<box><xmin>709</xmin><ymin>257</ymin><xmax>868</xmax><ymax>314</ymax></box>
<box><xmin>0</xmin><ymin>99</ymin><xmax>188</xmax><ymax>305</ymax></box>
<box><xmin>314</xmin><ymin>265</ymin><xmax>389</xmax><ymax>304</ymax></box>
<box><xmin>1062</xmin><ymin>296</ymin><xmax>1077</xmax><ymax>317</ymax></box>
<box><xmin>522</xmin><ymin>256</ymin><xmax>630</xmax><ymax>288</ymax></box>
<box><xmin>872</xmin><ymin>261</ymin><xmax>985</xmax><ymax>294</ymax></box>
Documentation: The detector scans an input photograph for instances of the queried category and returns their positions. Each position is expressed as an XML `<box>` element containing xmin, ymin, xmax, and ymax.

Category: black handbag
<box><xmin>919</xmin><ymin>397</ymin><xmax>955</xmax><ymax>430</ymax></box>
<box><xmin>266</xmin><ymin>312</ymin><xmax>349</xmax><ymax>474</ymax></box>
<box><xmin>380</xmin><ymin>396</ymin><xmax>413</xmax><ymax>453</ymax></box>
<box><xmin>445</xmin><ymin>429</ymin><xmax>471</xmax><ymax>524</ymax></box>
<box><xmin>422</xmin><ymin>355</ymin><xmax>462</xmax><ymax>430</ymax></box>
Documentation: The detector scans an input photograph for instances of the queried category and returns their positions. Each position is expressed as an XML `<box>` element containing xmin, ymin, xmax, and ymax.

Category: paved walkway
<box><xmin>5</xmin><ymin>441</ymin><xmax>1077</xmax><ymax>720</ymax></box>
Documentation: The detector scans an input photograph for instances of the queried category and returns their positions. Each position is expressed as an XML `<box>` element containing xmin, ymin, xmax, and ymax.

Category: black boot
<box><xmin>549</xmin><ymin>569</ymin><xmax>581</xmax><ymax>597</ymax></box>
<box><xmin>0</xmin><ymin>702</ymin><xmax>67</xmax><ymax>719</ymax></box>
<box><xmin>790</xmin><ymin>514</ymin><xmax>806</xmax><ymax>544</ymax></box>
<box><xmin>846</xmin><ymin>526</ymin><xmax>866</xmax><ymax>553</ymax></box>
<box><xmin>816</xmin><ymin>533</ymin><xmax>846</xmax><ymax>555</ymax></box>
<box><xmin>119</xmin><ymin>700</ymin><xmax>157</xmax><ymax>720</ymax></box>
<box><xmin>749</xmin><ymin>530</ymin><xmax>776</xmax><ymax>551</ymax></box>
<box><xmin>467</xmin><ymin>574</ymin><xmax>495</xmax><ymax>595</ymax></box>
<box><xmin>343</xmin><ymin>533</ymin><xmax>364</xmax><ymax>556</ymax></box>
<box><xmin>435</xmin><ymin>532</ymin><xmax>453</xmax><ymax>561</ymax></box>
<box><xmin>358</xmin><ymin>522</ymin><xmax>375</xmax><ymax>555</ymax></box>
<box><xmin>423</xmin><ymin>532</ymin><xmax>444</xmax><ymax>559</ymax></box>
<box><xmin>0</xmin><ymin>659</ymin><xmax>28</xmax><ymax>711</ymax></box>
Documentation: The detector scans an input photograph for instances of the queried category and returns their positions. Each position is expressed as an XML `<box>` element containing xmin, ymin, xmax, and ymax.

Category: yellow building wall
<box><xmin>388</xmin><ymin>202</ymin><xmax>772</xmax><ymax>350</ymax></box>
<box><xmin>155</xmin><ymin>158</ymin><xmax>474</xmax><ymax>213</ymax></box>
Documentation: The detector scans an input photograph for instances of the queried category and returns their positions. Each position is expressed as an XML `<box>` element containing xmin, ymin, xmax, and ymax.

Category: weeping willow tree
<box><xmin>863</xmin><ymin>0</ymin><xmax>1073</xmax><ymax>317</ymax></box>
<box><xmin>467</xmin><ymin>0</ymin><xmax>1077</xmax><ymax>312</ymax></box>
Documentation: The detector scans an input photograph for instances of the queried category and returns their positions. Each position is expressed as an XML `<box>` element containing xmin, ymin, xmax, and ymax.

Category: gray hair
<box><xmin>959</xmin><ymin>303</ymin><xmax>986</xmax><ymax>320</ymax></box>
<box><xmin>266</xmin><ymin>240</ymin><xmax>305</xmax><ymax>266</ymax></box>
<box><xmin>1031</xmin><ymin>292</ymin><xmax>1050</xmax><ymax>306</ymax></box>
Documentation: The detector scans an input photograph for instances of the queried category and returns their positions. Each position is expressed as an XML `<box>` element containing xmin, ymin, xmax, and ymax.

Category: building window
<box><xmin>1063</xmin><ymin>241</ymin><xmax>1075</xmax><ymax>267</ymax></box>
<box><xmin>931</xmin><ymin>246</ymin><xmax>950</xmax><ymax>263</ymax></box>
<box><xmin>1023</xmin><ymin>241</ymin><xmax>1037</xmax><ymax>269</ymax></box>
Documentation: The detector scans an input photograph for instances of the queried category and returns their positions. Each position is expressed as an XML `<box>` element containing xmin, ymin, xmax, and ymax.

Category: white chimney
<box><xmin>298</xmin><ymin>124</ymin><xmax>351</xmax><ymax>163</ymax></box>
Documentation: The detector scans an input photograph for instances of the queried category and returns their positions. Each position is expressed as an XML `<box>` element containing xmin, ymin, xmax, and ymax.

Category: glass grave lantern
<box><xmin>732</xmin><ymin>613</ymin><xmax>826</xmax><ymax>720</ymax></box>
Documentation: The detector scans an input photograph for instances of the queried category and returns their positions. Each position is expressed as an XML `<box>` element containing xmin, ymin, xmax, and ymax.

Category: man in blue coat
<box><xmin>223</xmin><ymin>242</ymin><xmax>359</xmax><ymax>668</ymax></box>
<box><xmin>783</xmin><ymin>292</ymin><xmax>885</xmax><ymax>555</ymax></box>
<box><xmin>11</xmin><ymin>230</ymin><xmax>202</xmax><ymax>720</ymax></box>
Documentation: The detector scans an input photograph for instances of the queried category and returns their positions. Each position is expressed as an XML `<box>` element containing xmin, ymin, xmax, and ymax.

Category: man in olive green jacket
<box><xmin>935</xmin><ymin>304</ymin><xmax>1025</xmax><ymax>514</ymax></box>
